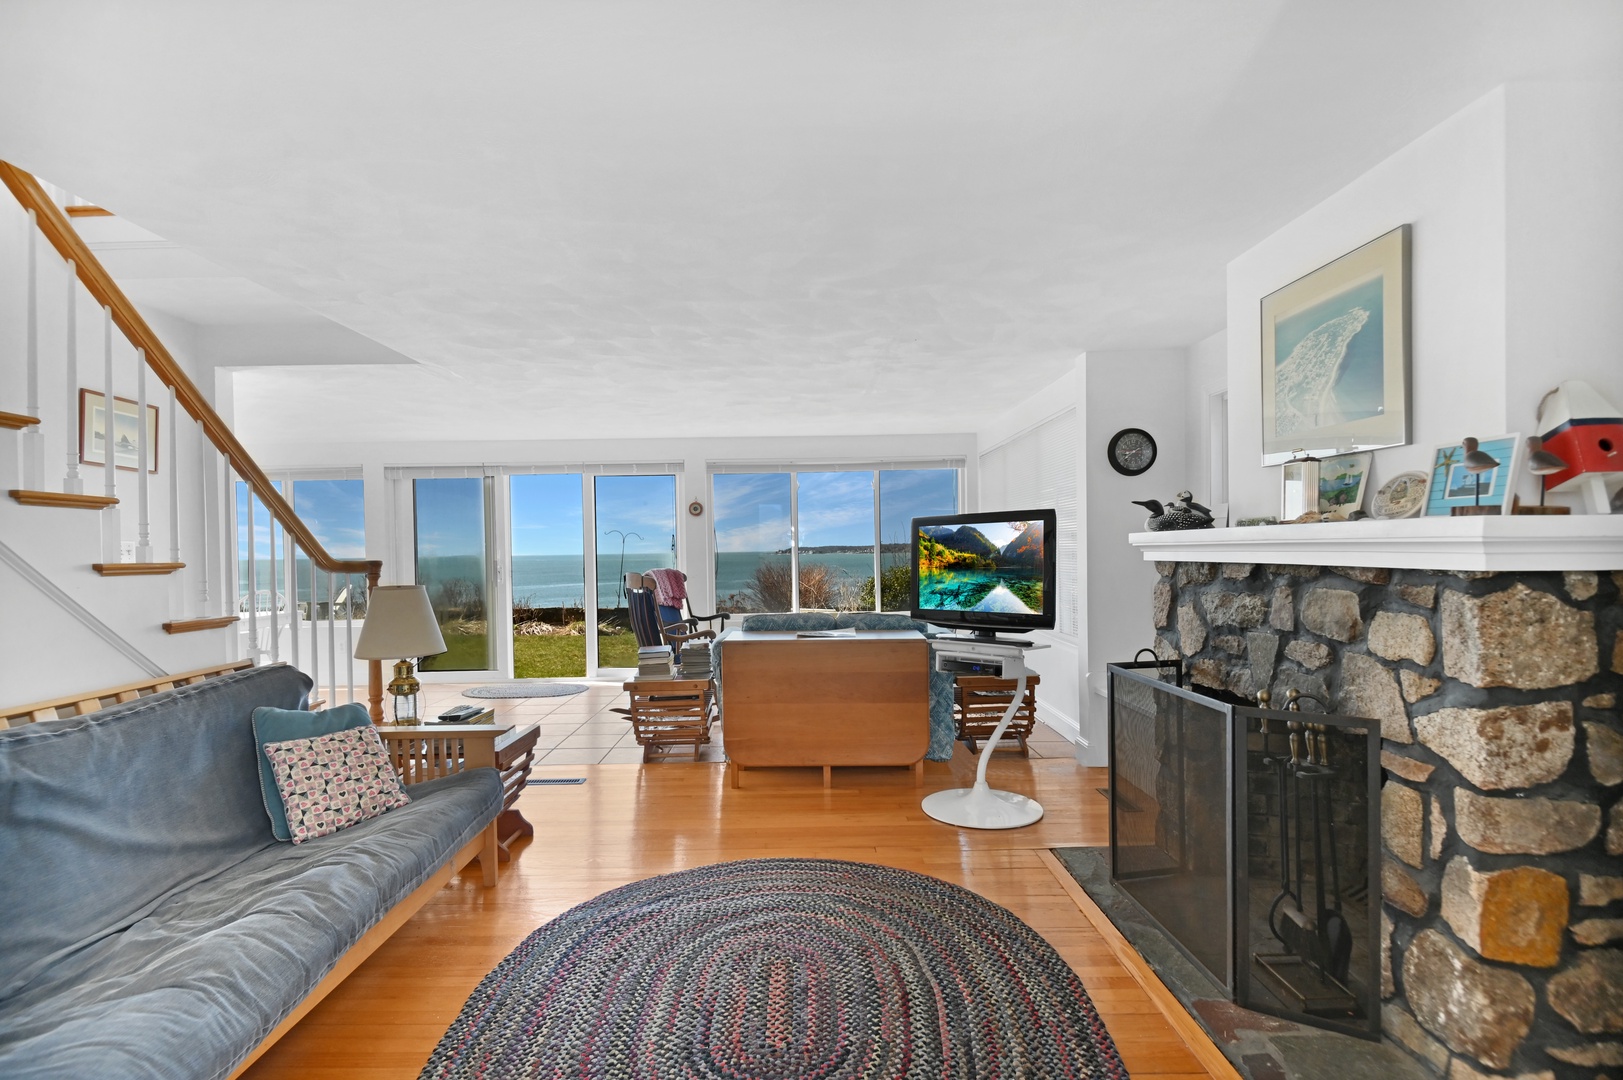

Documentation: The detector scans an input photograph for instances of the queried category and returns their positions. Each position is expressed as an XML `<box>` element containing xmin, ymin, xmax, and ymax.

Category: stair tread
<box><xmin>0</xmin><ymin>410</ymin><xmax>41</xmax><ymax>430</ymax></box>
<box><xmin>9</xmin><ymin>490</ymin><xmax>118</xmax><ymax>509</ymax></box>
<box><xmin>162</xmin><ymin>615</ymin><xmax>240</xmax><ymax>634</ymax></box>
<box><xmin>93</xmin><ymin>561</ymin><xmax>186</xmax><ymax>576</ymax></box>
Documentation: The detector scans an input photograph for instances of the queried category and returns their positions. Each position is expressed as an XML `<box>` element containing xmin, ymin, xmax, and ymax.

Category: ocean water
<box><xmin>246</xmin><ymin>552</ymin><xmax>898</xmax><ymax>611</ymax></box>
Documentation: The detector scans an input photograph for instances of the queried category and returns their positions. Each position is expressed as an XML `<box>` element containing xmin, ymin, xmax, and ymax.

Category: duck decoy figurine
<box><xmin>1460</xmin><ymin>436</ymin><xmax>1500</xmax><ymax>507</ymax></box>
<box><xmin>1525</xmin><ymin>436</ymin><xmax>1568</xmax><ymax>508</ymax></box>
<box><xmin>1133</xmin><ymin>491</ymin><xmax>1215</xmax><ymax>531</ymax></box>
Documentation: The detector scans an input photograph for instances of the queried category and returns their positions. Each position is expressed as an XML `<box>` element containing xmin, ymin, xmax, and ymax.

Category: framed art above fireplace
<box><xmin>1259</xmin><ymin>225</ymin><xmax>1410</xmax><ymax>466</ymax></box>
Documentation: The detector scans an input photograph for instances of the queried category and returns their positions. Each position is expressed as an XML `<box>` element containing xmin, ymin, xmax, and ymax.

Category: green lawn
<box><xmin>419</xmin><ymin>625</ymin><xmax>642</xmax><ymax>677</ymax></box>
<box><xmin>512</xmin><ymin>628</ymin><xmax>640</xmax><ymax>678</ymax></box>
<box><xmin>420</xmin><ymin>630</ymin><xmax>489</xmax><ymax>672</ymax></box>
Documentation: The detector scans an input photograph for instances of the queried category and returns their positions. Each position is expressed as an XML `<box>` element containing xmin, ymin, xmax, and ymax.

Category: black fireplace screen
<box><xmin>1107</xmin><ymin>664</ymin><xmax>1381</xmax><ymax>1038</ymax></box>
<box><xmin>1107</xmin><ymin>662</ymin><xmax>1235</xmax><ymax>991</ymax></box>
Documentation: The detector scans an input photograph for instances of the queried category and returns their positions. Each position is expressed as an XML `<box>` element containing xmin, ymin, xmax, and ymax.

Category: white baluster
<box><xmin>100</xmin><ymin>306</ymin><xmax>120</xmax><ymax>563</ymax></box>
<box><xmin>344</xmin><ymin>575</ymin><xmax>355</xmax><ymax>703</ymax></box>
<box><xmin>327</xmin><ymin>571</ymin><xmax>338</xmax><ymax>707</ymax></box>
<box><xmin>267</xmin><ymin>505</ymin><xmax>279</xmax><ymax>663</ymax></box>
<box><xmin>308</xmin><ymin>557</ymin><xmax>320</xmax><ymax>694</ymax></box>
<box><xmin>288</xmin><ymin>538</ymin><xmax>301</xmax><ymax>673</ymax></box>
<box><xmin>197</xmin><ymin>432</ymin><xmax>211</xmax><ymax>611</ymax></box>
<box><xmin>135</xmin><ymin>353</ymin><xmax>151</xmax><ymax>562</ymax></box>
<box><xmin>62</xmin><ymin>261</ymin><xmax>82</xmax><ymax>494</ymax></box>
<box><xmin>246</xmin><ymin>485</ymin><xmax>259</xmax><ymax>659</ymax></box>
<box><xmin>167</xmin><ymin>387</ymin><xmax>179</xmax><ymax>563</ymax></box>
<box><xmin>22</xmin><ymin>211</ymin><xmax>43</xmax><ymax>489</ymax></box>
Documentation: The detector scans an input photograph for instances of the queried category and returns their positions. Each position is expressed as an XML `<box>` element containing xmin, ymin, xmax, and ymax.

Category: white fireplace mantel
<box><xmin>1128</xmin><ymin>516</ymin><xmax>1623</xmax><ymax>573</ymax></box>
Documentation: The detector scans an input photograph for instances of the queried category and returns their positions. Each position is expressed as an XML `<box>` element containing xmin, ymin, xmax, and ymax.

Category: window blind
<box><xmin>384</xmin><ymin>462</ymin><xmax>682</xmax><ymax>480</ymax></box>
<box><xmin>978</xmin><ymin>410</ymin><xmax>1078</xmax><ymax>637</ymax></box>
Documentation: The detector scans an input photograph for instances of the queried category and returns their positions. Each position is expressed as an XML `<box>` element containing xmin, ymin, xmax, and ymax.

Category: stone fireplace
<box><xmin>1130</xmin><ymin>517</ymin><xmax>1622</xmax><ymax>1079</ymax></box>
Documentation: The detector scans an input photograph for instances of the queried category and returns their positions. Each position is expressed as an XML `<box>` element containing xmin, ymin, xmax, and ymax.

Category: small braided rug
<box><xmin>419</xmin><ymin>857</ymin><xmax>1127</xmax><ymax>1080</ymax></box>
<box><xmin>462</xmin><ymin>681</ymin><xmax>588</xmax><ymax>699</ymax></box>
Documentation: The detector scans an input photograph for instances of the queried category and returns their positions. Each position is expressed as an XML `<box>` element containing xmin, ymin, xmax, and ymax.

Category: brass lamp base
<box><xmin>388</xmin><ymin>659</ymin><xmax>423</xmax><ymax>724</ymax></box>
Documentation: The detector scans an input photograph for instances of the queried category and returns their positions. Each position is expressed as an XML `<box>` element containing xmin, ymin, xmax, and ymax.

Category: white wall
<box><xmin>1183</xmin><ymin>328</ymin><xmax>1228</xmax><ymax>513</ymax></box>
<box><xmin>1081</xmin><ymin>349</ymin><xmax>1189</xmax><ymax>761</ymax></box>
<box><xmin>977</xmin><ymin>364</ymin><xmax>1085</xmax><ymax>747</ymax></box>
<box><xmin>974</xmin><ymin>350</ymin><xmax>1193</xmax><ymax>765</ymax></box>
<box><xmin>0</xmin><ymin>195</ymin><xmax>236</xmax><ymax>705</ymax></box>
<box><xmin>1226</xmin><ymin>87</ymin><xmax>1510</xmax><ymax>520</ymax></box>
<box><xmin>1503</xmin><ymin>81</ymin><xmax>1623</xmax><ymax>455</ymax></box>
<box><xmin>1225</xmin><ymin>80</ymin><xmax>1623</xmax><ymax>520</ymax></box>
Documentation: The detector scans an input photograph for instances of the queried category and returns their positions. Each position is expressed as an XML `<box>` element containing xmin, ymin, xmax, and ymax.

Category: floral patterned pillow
<box><xmin>263</xmin><ymin>724</ymin><xmax>410</xmax><ymax>844</ymax></box>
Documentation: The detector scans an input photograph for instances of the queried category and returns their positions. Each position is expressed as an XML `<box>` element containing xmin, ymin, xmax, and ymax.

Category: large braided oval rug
<box><xmin>419</xmin><ymin>858</ymin><xmax>1127</xmax><ymax>1080</ymax></box>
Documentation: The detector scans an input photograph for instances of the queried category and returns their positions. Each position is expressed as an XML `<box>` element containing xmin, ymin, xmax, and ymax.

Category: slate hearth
<box><xmin>1147</xmin><ymin>560</ymin><xmax>1622</xmax><ymax>1079</ymax></box>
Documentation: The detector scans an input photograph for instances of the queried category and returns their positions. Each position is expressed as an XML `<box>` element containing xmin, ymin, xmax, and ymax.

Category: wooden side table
<box><xmin>375</xmin><ymin>715</ymin><xmax>541</xmax><ymax>882</ymax></box>
<box><xmin>953</xmin><ymin>674</ymin><xmax>1041</xmax><ymax>756</ymax></box>
<box><xmin>618</xmin><ymin>678</ymin><xmax>715</xmax><ymax>761</ymax></box>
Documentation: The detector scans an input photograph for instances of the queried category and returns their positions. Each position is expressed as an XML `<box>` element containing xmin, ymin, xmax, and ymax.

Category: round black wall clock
<box><xmin>1107</xmin><ymin>428</ymin><xmax>1157</xmax><ymax>476</ymax></box>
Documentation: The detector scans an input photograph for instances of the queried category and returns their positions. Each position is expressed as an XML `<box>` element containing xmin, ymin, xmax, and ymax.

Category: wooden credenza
<box><xmin>718</xmin><ymin>629</ymin><xmax>929</xmax><ymax>788</ymax></box>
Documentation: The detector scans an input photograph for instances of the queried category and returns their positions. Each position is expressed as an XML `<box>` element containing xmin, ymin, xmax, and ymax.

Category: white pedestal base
<box><xmin>922</xmin><ymin>783</ymin><xmax>1044</xmax><ymax>829</ymax></box>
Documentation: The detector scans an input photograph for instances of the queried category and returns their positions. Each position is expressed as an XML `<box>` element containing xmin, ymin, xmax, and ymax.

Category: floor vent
<box><xmin>529</xmin><ymin>777</ymin><xmax>587</xmax><ymax>786</ymax></box>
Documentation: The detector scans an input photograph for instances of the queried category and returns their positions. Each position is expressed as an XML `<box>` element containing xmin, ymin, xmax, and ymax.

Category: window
<box><xmin>712</xmin><ymin>466</ymin><xmax>959</xmax><ymax>614</ymax></box>
<box><xmin>291</xmin><ymin>478</ymin><xmax>368</xmax><ymax>618</ymax></box>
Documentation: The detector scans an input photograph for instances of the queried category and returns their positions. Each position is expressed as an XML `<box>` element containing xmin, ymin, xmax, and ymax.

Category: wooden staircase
<box><xmin>0</xmin><ymin>160</ymin><xmax>387</xmax><ymax>721</ymax></box>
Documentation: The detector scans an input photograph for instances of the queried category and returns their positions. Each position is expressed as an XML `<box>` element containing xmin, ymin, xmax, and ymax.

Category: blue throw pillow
<box><xmin>251</xmin><ymin>702</ymin><xmax>372</xmax><ymax>841</ymax></box>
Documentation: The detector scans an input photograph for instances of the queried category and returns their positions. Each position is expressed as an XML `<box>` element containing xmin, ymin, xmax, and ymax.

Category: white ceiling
<box><xmin>2</xmin><ymin>1</ymin><xmax>1620</xmax><ymax>446</ymax></box>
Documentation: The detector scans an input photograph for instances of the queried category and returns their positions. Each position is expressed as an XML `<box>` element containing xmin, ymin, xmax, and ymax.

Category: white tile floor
<box><xmin>418</xmin><ymin>677</ymin><xmax>1077</xmax><ymax>767</ymax></box>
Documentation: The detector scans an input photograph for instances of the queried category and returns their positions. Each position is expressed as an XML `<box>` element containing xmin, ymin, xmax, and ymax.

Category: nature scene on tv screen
<box><xmin>916</xmin><ymin>520</ymin><xmax>1044</xmax><ymax>614</ymax></box>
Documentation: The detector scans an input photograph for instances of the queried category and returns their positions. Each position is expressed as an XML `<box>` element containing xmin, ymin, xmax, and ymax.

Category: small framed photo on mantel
<box><xmin>1424</xmin><ymin>434</ymin><xmax>1521</xmax><ymax>516</ymax></box>
<box><xmin>1259</xmin><ymin>225</ymin><xmax>1411</xmax><ymax>465</ymax></box>
<box><xmin>79</xmin><ymin>388</ymin><xmax>159</xmax><ymax>473</ymax></box>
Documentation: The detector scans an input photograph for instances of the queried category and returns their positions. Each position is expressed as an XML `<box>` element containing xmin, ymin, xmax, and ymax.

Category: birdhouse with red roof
<box><xmin>1536</xmin><ymin>380</ymin><xmax>1623</xmax><ymax>514</ymax></box>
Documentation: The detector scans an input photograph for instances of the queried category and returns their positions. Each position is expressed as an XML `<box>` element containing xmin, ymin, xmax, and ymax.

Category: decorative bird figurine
<box><xmin>1460</xmin><ymin>437</ymin><xmax>1499</xmax><ymax>506</ymax></box>
<box><xmin>1525</xmin><ymin>436</ymin><xmax>1568</xmax><ymax>508</ymax></box>
<box><xmin>1133</xmin><ymin>493</ymin><xmax>1215</xmax><ymax>532</ymax></box>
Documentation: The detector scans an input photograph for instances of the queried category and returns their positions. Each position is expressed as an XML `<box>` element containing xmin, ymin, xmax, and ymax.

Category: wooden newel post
<box><xmin>366</xmin><ymin>565</ymin><xmax>384</xmax><ymax>723</ymax></box>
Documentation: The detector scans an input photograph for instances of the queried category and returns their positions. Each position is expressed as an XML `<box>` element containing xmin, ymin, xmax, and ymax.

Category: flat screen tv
<box><xmin>909</xmin><ymin>509</ymin><xmax>1057</xmax><ymax>637</ymax></box>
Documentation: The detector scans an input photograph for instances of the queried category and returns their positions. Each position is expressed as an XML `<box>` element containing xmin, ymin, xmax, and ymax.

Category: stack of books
<box><xmin>637</xmin><ymin>645</ymin><xmax>675</xmax><ymax>678</ymax></box>
<box><xmin>679</xmin><ymin>642</ymin><xmax>713</xmax><ymax>679</ymax></box>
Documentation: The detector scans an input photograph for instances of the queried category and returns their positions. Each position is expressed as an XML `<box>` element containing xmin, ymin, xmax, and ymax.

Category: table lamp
<box><xmin>353</xmin><ymin>585</ymin><xmax>447</xmax><ymax>724</ymax></box>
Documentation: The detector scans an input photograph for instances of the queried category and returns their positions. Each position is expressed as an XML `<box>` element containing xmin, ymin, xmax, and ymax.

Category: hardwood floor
<box><xmin>242</xmin><ymin>682</ymin><xmax>1215</xmax><ymax>1079</ymax></box>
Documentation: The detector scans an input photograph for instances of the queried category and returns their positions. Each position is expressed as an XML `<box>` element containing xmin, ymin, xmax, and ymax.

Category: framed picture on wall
<box><xmin>1424</xmin><ymin>434</ymin><xmax>1521</xmax><ymax>516</ymax></box>
<box><xmin>1259</xmin><ymin>225</ymin><xmax>1410</xmax><ymax>465</ymax></box>
<box><xmin>78</xmin><ymin>389</ymin><xmax>159</xmax><ymax>473</ymax></box>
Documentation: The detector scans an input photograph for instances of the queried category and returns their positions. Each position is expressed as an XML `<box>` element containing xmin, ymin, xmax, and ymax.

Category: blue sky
<box><xmin>510</xmin><ymin>474</ymin><xmax>584</xmax><ymax>557</ymax></box>
<box><xmin>506</xmin><ymin>474</ymin><xmax>678</xmax><ymax>558</ymax></box>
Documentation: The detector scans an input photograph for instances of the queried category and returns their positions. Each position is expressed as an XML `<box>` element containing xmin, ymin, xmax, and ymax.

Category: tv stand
<box><xmin>921</xmin><ymin>637</ymin><xmax>1048</xmax><ymax>829</ymax></box>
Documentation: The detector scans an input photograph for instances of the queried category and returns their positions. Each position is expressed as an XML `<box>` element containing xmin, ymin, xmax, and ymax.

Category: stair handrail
<box><xmin>1</xmin><ymin>160</ymin><xmax>388</xmax><ymax>717</ymax></box>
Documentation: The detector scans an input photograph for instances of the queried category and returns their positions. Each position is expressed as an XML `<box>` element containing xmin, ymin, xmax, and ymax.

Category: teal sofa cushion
<box><xmin>251</xmin><ymin>702</ymin><xmax>372</xmax><ymax>842</ymax></box>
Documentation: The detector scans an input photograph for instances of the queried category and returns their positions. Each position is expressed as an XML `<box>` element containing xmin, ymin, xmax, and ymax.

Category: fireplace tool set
<box><xmin>1252</xmin><ymin>688</ymin><xmax>1359</xmax><ymax>1018</ymax></box>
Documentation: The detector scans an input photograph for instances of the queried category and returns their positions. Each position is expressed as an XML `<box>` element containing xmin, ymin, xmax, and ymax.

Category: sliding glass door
<box><xmin>414</xmin><ymin>477</ymin><xmax>493</xmax><ymax>672</ymax></box>
<box><xmin>509</xmin><ymin>474</ymin><xmax>586</xmax><ymax>678</ymax></box>
<box><xmin>594</xmin><ymin>475</ymin><xmax>677</xmax><ymax>670</ymax></box>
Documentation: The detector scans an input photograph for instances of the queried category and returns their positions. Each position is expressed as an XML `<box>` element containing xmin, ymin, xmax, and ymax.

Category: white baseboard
<box><xmin>1036</xmin><ymin>699</ymin><xmax>1080</xmax><ymax>744</ymax></box>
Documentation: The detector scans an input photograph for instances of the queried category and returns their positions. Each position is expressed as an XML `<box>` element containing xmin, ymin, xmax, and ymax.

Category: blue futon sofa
<box><xmin>0</xmin><ymin>664</ymin><xmax>504</xmax><ymax>1080</ymax></box>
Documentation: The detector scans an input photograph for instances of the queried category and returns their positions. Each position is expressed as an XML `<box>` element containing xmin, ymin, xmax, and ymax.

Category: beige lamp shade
<box><xmin>353</xmin><ymin>585</ymin><xmax>447</xmax><ymax>660</ymax></box>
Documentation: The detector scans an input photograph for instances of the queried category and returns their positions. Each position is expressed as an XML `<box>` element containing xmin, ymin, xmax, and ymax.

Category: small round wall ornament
<box><xmin>687</xmin><ymin>500</ymin><xmax>704</xmax><ymax>517</ymax></box>
<box><xmin>1107</xmin><ymin>428</ymin><xmax>1157</xmax><ymax>476</ymax></box>
<box><xmin>1371</xmin><ymin>471</ymin><xmax>1429</xmax><ymax>519</ymax></box>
